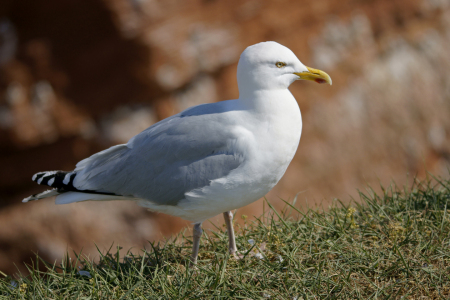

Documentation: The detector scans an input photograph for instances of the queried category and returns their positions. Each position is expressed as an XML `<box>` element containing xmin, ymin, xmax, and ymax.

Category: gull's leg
<box><xmin>223</xmin><ymin>211</ymin><xmax>238</xmax><ymax>256</ymax></box>
<box><xmin>190</xmin><ymin>222</ymin><xmax>203</xmax><ymax>266</ymax></box>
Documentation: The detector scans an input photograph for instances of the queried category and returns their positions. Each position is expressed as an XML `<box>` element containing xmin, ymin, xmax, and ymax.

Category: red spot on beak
<box><xmin>315</xmin><ymin>78</ymin><xmax>327</xmax><ymax>84</ymax></box>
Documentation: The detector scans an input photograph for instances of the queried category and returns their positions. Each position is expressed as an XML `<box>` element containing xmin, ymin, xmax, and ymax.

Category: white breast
<box><xmin>247</xmin><ymin>90</ymin><xmax>302</xmax><ymax>187</ymax></box>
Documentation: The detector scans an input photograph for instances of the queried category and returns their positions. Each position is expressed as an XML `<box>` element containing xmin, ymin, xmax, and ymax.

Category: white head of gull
<box><xmin>23</xmin><ymin>41</ymin><xmax>331</xmax><ymax>265</ymax></box>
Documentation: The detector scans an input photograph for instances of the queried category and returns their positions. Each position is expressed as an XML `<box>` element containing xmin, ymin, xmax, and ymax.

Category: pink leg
<box><xmin>190</xmin><ymin>223</ymin><xmax>202</xmax><ymax>266</ymax></box>
<box><xmin>223</xmin><ymin>211</ymin><xmax>238</xmax><ymax>256</ymax></box>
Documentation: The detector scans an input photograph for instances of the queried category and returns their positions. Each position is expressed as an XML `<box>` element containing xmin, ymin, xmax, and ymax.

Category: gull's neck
<box><xmin>238</xmin><ymin>89</ymin><xmax>298</xmax><ymax>113</ymax></box>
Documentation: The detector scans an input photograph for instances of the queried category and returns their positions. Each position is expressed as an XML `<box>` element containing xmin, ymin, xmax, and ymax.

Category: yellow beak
<box><xmin>294</xmin><ymin>66</ymin><xmax>332</xmax><ymax>85</ymax></box>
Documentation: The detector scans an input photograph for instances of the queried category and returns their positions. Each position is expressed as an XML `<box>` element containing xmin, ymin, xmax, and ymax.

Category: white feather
<box><xmin>63</xmin><ymin>173</ymin><xmax>72</xmax><ymax>185</ymax></box>
<box><xmin>23</xmin><ymin>189</ymin><xmax>60</xmax><ymax>202</ymax></box>
<box><xmin>55</xmin><ymin>192</ymin><xmax>135</xmax><ymax>205</ymax></box>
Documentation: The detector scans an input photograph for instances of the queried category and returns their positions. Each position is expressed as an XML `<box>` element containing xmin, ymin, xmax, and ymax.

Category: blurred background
<box><xmin>1</xmin><ymin>0</ymin><xmax>449</xmax><ymax>275</ymax></box>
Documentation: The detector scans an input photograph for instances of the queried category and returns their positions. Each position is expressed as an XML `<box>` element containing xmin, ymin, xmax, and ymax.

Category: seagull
<box><xmin>23</xmin><ymin>41</ymin><xmax>331</xmax><ymax>265</ymax></box>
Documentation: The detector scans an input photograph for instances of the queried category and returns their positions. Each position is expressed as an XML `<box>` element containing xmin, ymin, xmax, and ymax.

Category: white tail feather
<box><xmin>23</xmin><ymin>189</ymin><xmax>60</xmax><ymax>203</ymax></box>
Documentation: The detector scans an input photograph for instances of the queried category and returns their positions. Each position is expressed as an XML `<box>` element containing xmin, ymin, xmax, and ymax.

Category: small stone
<box><xmin>78</xmin><ymin>270</ymin><xmax>92</xmax><ymax>278</ymax></box>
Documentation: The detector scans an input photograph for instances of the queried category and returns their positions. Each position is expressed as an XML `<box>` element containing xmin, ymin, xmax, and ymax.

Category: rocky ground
<box><xmin>0</xmin><ymin>0</ymin><xmax>449</xmax><ymax>275</ymax></box>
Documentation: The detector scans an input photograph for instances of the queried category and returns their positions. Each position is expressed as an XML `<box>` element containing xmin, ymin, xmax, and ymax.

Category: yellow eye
<box><xmin>276</xmin><ymin>62</ymin><xmax>286</xmax><ymax>68</ymax></box>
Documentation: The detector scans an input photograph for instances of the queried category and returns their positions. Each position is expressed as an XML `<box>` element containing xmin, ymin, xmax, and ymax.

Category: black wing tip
<box><xmin>32</xmin><ymin>171</ymin><xmax>72</xmax><ymax>188</ymax></box>
<box><xmin>31</xmin><ymin>170</ymin><xmax>119</xmax><ymax>196</ymax></box>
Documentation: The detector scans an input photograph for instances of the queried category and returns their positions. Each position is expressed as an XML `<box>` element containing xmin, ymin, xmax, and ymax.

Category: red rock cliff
<box><xmin>0</xmin><ymin>0</ymin><xmax>449</xmax><ymax>274</ymax></box>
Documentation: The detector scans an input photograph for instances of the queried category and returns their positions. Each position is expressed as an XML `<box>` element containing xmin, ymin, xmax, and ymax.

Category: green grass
<box><xmin>2</xmin><ymin>177</ymin><xmax>450</xmax><ymax>299</ymax></box>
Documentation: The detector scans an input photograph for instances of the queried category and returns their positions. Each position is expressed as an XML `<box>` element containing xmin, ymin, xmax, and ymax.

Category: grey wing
<box><xmin>72</xmin><ymin>108</ymin><xmax>244</xmax><ymax>206</ymax></box>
